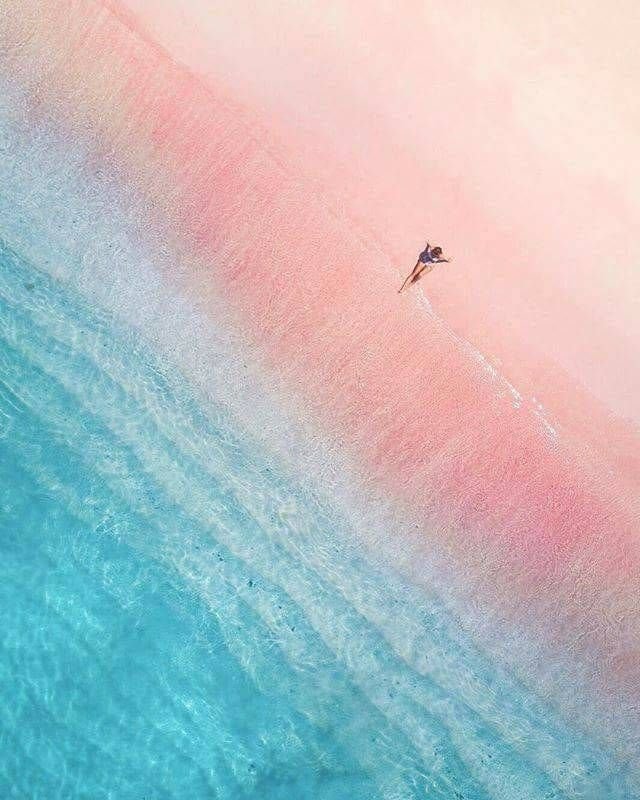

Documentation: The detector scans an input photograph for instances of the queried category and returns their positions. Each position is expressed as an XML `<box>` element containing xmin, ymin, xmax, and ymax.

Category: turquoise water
<box><xmin>0</xmin><ymin>240</ymin><xmax>385</xmax><ymax>799</ymax></box>
<box><xmin>1</xmin><ymin>237</ymin><xmax>638</xmax><ymax>799</ymax></box>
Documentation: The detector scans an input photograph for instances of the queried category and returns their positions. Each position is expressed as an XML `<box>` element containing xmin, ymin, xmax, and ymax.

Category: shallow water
<box><xmin>1</xmin><ymin>238</ymin><xmax>637</xmax><ymax>799</ymax></box>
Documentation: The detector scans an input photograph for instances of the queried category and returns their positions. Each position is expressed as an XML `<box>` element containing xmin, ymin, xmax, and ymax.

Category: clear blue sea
<box><xmin>1</xmin><ymin>237</ymin><xmax>638</xmax><ymax>799</ymax></box>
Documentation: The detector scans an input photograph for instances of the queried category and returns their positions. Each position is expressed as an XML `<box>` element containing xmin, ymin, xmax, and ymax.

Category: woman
<box><xmin>398</xmin><ymin>243</ymin><xmax>450</xmax><ymax>293</ymax></box>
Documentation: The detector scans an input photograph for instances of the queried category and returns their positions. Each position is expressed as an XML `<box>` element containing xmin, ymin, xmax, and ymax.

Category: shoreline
<box><xmin>1</xmin><ymin>0</ymin><xmax>639</xmax><ymax>765</ymax></box>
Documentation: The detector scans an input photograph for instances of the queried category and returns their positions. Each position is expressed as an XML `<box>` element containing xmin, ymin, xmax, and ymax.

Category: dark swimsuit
<box><xmin>419</xmin><ymin>248</ymin><xmax>434</xmax><ymax>264</ymax></box>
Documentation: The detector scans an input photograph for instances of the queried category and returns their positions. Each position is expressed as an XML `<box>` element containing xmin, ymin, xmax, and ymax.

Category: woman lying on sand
<box><xmin>399</xmin><ymin>243</ymin><xmax>450</xmax><ymax>293</ymax></box>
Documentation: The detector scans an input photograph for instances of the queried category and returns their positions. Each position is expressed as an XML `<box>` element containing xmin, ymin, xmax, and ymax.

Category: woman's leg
<box><xmin>399</xmin><ymin>260</ymin><xmax>421</xmax><ymax>292</ymax></box>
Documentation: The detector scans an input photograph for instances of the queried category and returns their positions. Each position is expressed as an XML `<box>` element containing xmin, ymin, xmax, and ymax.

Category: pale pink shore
<box><xmin>3</xmin><ymin>0</ymin><xmax>639</xmax><ymax>739</ymax></box>
<box><xmin>105</xmin><ymin>0</ymin><xmax>640</xmax><ymax>486</ymax></box>
<box><xmin>120</xmin><ymin>0</ymin><xmax>640</xmax><ymax>423</ymax></box>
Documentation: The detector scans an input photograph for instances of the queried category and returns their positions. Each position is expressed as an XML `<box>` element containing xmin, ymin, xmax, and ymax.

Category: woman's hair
<box><xmin>431</xmin><ymin>246</ymin><xmax>443</xmax><ymax>258</ymax></box>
